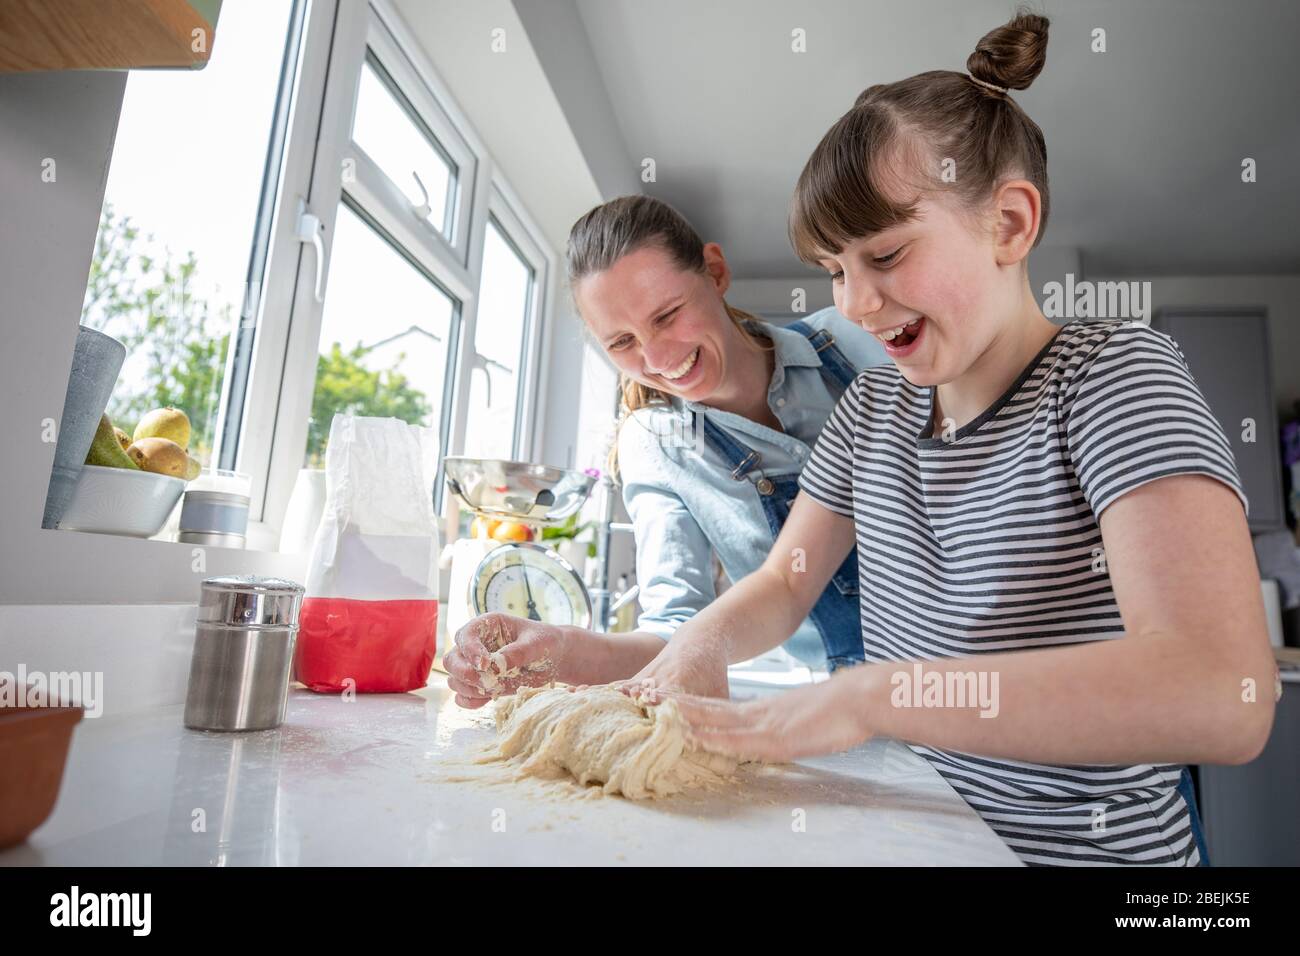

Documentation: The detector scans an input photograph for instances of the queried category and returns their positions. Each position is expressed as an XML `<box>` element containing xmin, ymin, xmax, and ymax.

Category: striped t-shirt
<box><xmin>798</xmin><ymin>319</ymin><xmax>1247</xmax><ymax>866</ymax></box>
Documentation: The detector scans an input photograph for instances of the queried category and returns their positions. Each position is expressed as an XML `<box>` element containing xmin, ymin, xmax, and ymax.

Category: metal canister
<box><xmin>183</xmin><ymin>575</ymin><xmax>305</xmax><ymax>732</ymax></box>
<box><xmin>178</xmin><ymin>489</ymin><xmax>250</xmax><ymax>549</ymax></box>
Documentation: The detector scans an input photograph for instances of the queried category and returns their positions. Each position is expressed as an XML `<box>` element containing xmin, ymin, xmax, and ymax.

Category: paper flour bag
<box><xmin>295</xmin><ymin>415</ymin><xmax>440</xmax><ymax>693</ymax></box>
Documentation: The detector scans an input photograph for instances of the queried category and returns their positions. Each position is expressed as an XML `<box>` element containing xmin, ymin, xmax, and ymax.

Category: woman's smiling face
<box><xmin>818</xmin><ymin>193</ymin><xmax>1010</xmax><ymax>388</ymax></box>
<box><xmin>576</xmin><ymin>242</ymin><xmax>739</xmax><ymax>403</ymax></box>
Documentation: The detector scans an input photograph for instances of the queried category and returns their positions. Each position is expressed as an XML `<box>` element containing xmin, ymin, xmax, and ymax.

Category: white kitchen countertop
<box><xmin>1</xmin><ymin>675</ymin><xmax>1020</xmax><ymax>866</ymax></box>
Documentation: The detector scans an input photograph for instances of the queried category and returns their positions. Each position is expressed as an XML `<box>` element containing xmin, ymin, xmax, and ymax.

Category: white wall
<box><xmin>1090</xmin><ymin>273</ymin><xmax>1300</xmax><ymax>417</ymax></box>
<box><xmin>509</xmin><ymin>0</ymin><xmax>641</xmax><ymax>204</ymax></box>
<box><xmin>1</xmin><ymin>604</ymin><xmax>197</xmax><ymax>716</ymax></box>
<box><xmin>727</xmin><ymin>277</ymin><xmax>832</xmax><ymax>319</ymax></box>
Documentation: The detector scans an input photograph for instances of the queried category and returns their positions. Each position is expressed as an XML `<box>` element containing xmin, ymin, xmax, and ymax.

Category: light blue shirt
<box><xmin>617</xmin><ymin>306</ymin><xmax>889</xmax><ymax>666</ymax></box>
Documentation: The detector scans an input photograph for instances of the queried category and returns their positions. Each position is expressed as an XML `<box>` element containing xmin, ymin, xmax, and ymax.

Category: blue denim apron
<box><xmin>696</xmin><ymin>320</ymin><xmax>865</xmax><ymax>671</ymax></box>
<box><xmin>1177</xmin><ymin>766</ymin><xmax>1211</xmax><ymax>866</ymax></box>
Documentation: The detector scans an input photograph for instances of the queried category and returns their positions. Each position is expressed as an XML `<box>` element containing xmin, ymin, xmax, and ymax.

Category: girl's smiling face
<box><xmin>575</xmin><ymin>242</ymin><xmax>740</xmax><ymax>404</ymax></box>
<box><xmin>817</xmin><ymin>193</ymin><xmax>1009</xmax><ymax>388</ymax></box>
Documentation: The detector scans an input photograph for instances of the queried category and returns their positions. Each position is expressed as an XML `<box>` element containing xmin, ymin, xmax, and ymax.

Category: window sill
<box><xmin>144</xmin><ymin>518</ymin><xmax>286</xmax><ymax>553</ymax></box>
<box><xmin>6</xmin><ymin>524</ymin><xmax>309</xmax><ymax>606</ymax></box>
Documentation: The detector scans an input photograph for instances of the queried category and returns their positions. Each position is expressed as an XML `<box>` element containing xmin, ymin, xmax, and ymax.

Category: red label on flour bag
<box><xmin>298</xmin><ymin>597</ymin><xmax>438</xmax><ymax>693</ymax></box>
<box><xmin>295</xmin><ymin>415</ymin><xmax>441</xmax><ymax>694</ymax></box>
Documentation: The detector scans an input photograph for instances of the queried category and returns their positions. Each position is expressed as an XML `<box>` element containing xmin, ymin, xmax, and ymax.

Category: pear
<box><xmin>113</xmin><ymin>425</ymin><xmax>131</xmax><ymax>451</ymax></box>
<box><xmin>134</xmin><ymin>406</ymin><xmax>191</xmax><ymax>451</ymax></box>
<box><xmin>127</xmin><ymin>437</ymin><xmax>193</xmax><ymax>479</ymax></box>
<box><xmin>85</xmin><ymin>414</ymin><xmax>139</xmax><ymax>470</ymax></box>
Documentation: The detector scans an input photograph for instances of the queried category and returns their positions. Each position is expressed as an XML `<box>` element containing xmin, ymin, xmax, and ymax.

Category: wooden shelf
<box><xmin>0</xmin><ymin>0</ymin><xmax>221</xmax><ymax>73</ymax></box>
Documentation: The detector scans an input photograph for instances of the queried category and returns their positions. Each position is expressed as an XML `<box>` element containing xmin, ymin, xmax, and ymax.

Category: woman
<box><xmin>612</xmin><ymin>11</ymin><xmax>1278</xmax><ymax>866</ymax></box>
<box><xmin>443</xmin><ymin>196</ymin><xmax>888</xmax><ymax>707</ymax></box>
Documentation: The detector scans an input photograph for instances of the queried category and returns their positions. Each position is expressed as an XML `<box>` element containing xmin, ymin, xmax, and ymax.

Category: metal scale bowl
<box><xmin>443</xmin><ymin>457</ymin><xmax>598</xmax><ymax>630</ymax></box>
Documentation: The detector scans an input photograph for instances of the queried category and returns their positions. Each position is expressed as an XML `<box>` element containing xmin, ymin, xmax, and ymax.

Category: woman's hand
<box><xmin>444</xmin><ymin>613</ymin><xmax>676</xmax><ymax>708</ymax></box>
<box><xmin>613</xmin><ymin>627</ymin><xmax>731</xmax><ymax>702</ymax></box>
<box><xmin>670</xmin><ymin>671</ymin><xmax>873</xmax><ymax>762</ymax></box>
<box><xmin>443</xmin><ymin>613</ymin><xmax>564</xmax><ymax>709</ymax></box>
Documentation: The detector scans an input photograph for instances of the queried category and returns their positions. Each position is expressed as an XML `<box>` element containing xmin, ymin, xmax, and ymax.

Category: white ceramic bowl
<box><xmin>60</xmin><ymin>464</ymin><xmax>185</xmax><ymax>538</ymax></box>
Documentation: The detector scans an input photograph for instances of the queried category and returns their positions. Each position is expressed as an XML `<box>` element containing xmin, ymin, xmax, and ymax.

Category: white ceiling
<box><xmin>571</xmin><ymin>0</ymin><xmax>1300</xmax><ymax>278</ymax></box>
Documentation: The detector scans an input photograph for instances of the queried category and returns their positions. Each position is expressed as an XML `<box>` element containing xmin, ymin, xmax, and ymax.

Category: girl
<box><xmin>620</xmin><ymin>12</ymin><xmax>1277</xmax><ymax>866</ymax></box>
<box><xmin>444</xmin><ymin>197</ymin><xmax>889</xmax><ymax>706</ymax></box>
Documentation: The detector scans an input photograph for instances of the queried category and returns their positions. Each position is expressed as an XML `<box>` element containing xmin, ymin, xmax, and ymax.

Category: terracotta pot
<box><xmin>0</xmin><ymin>682</ymin><xmax>83</xmax><ymax>849</ymax></box>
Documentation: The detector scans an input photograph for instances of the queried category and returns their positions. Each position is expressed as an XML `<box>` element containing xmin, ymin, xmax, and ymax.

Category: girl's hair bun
<box><xmin>966</xmin><ymin>8</ymin><xmax>1050</xmax><ymax>92</ymax></box>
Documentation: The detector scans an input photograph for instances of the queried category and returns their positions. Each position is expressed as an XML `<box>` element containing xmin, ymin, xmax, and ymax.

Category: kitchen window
<box><xmin>78</xmin><ymin>0</ymin><xmax>304</xmax><ymax>471</ymax></box>
<box><xmin>463</xmin><ymin>215</ymin><xmax>541</xmax><ymax>461</ymax></box>
<box><xmin>69</xmin><ymin>0</ymin><xmax>557</xmax><ymax>545</ymax></box>
<box><xmin>351</xmin><ymin>54</ymin><xmax>457</xmax><ymax>239</ymax></box>
<box><xmin>270</xmin><ymin>6</ymin><xmax>479</xmax><ymax>495</ymax></box>
<box><xmin>258</xmin><ymin>0</ymin><xmax>548</xmax><ymax>522</ymax></box>
<box><xmin>302</xmin><ymin>200</ymin><xmax>459</xmax><ymax>469</ymax></box>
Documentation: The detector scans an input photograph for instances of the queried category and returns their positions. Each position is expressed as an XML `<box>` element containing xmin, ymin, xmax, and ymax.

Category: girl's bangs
<box><xmin>789</xmin><ymin>109</ymin><xmax>922</xmax><ymax>265</ymax></box>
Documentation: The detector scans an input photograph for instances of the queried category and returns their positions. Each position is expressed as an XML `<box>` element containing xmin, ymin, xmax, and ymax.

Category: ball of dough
<box><xmin>491</xmin><ymin>685</ymin><xmax>737</xmax><ymax>799</ymax></box>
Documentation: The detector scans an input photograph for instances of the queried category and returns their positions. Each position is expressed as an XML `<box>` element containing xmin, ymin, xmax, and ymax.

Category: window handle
<box><xmin>411</xmin><ymin>171</ymin><xmax>432</xmax><ymax>222</ymax></box>
<box><xmin>294</xmin><ymin>198</ymin><xmax>327</xmax><ymax>303</ymax></box>
<box><xmin>470</xmin><ymin>352</ymin><xmax>492</xmax><ymax>407</ymax></box>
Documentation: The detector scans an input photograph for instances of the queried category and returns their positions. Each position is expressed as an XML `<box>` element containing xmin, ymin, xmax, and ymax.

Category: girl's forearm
<box><xmin>847</xmin><ymin>633</ymin><xmax>1275</xmax><ymax>766</ymax></box>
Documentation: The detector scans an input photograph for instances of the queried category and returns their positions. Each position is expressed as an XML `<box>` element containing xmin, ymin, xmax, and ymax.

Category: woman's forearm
<box><xmin>847</xmin><ymin>631</ymin><xmax>1276</xmax><ymax>766</ymax></box>
<box><xmin>660</xmin><ymin>565</ymin><xmax>808</xmax><ymax>665</ymax></box>
<box><xmin>550</xmin><ymin>561</ymin><xmax>808</xmax><ymax>685</ymax></box>
<box><xmin>555</xmin><ymin>628</ymin><xmax>667</xmax><ymax>684</ymax></box>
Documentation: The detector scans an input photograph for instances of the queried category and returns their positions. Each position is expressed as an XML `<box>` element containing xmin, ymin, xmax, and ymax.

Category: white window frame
<box><xmin>227</xmin><ymin>0</ymin><xmax>345</xmax><ymax>532</ymax></box>
<box><xmin>351</xmin><ymin>14</ymin><xmax>477</xmax><ymax>262</ymax></box>
<box><xmin>234</xmin><ymin>0</ymin><xmax>556</xmax><ymax>534</ymax></box>
<box><xmin>366</xmin><ymin>0</ymin><xmax>553</xmax><ymax>472</ymax></box>
<box><xmin>477</xmin><ymin>183</ymin><xmax>550</xmax><ymax>461</ymax></box>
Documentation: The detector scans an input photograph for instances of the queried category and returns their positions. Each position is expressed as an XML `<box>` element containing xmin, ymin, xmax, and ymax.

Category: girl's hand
<box><xmin>613</xmin><ymin>629</ymin><xmax>730</xmax><ymax>702</ymax></box>
<box><xmin>671</xmin><ymin>673</ymin><xmax>872</xmax><ymax>762</ymax></box>
<box><xmin>443</xmin><ymin>613</ymin><xmax>563</xmax><ymax>708</ymax></box>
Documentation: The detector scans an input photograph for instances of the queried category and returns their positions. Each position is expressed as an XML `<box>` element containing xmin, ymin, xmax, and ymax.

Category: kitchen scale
<box><xmin>442</xmin><ymin>457</ymin><xmax>598</xmax><ymax>637</ymax></box>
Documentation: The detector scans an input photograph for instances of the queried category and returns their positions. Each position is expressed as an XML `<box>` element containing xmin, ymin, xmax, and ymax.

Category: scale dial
<box><xmin>470</xmin><ymin>542</ymin><xmax>591</xmax><ymax>628</ymax></box>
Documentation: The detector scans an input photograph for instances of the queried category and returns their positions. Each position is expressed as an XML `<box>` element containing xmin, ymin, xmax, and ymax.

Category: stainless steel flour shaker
<box><xmin>184</xmin><ymin>575</ymin><xmax>305</xmax><ymax>731</ymax></box>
